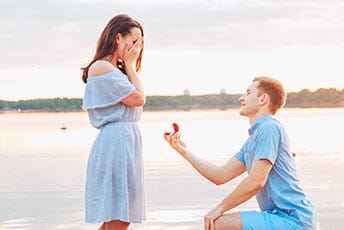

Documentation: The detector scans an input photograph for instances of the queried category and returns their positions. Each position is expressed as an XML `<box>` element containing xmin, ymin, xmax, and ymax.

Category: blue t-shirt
<box><xmin>235</xmin><ymin>115</ymin><xmax>317</xmax><ymax>229</ymax></box>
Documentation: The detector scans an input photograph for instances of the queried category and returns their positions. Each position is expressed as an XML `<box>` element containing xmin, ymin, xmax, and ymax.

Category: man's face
<box><xmin>239</xmin><ymin>81</ymin><xmax>262</xmax><ymax>117</ymax></box>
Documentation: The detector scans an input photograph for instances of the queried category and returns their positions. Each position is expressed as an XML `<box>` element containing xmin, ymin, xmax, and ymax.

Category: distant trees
<box><xmin>1</xmin><ymin>88</ymin><xmax>344</xmax><ymax>112</ymax></box>
<box><xmin>0</xmin><ymin>98</ymin><xmax>82</xmax><ymax>112</ymax></box>
<box><xmin>286</xmin><ymin>88</ymin><xmax>344</xmax><ymax>107</ymax></box>
<box><xmin>143</xmin><ymin>93</ymin><xmax>241</xmax><ymax>111</ymax></box>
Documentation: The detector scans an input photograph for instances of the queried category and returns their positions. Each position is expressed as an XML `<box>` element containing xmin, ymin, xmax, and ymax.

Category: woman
<box><xmin>81</xmin><ymin>14</ymin><xmax>145</xmax><ymax>230</ymax></box>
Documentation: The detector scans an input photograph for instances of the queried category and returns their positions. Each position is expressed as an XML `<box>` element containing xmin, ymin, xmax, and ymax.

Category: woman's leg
<box><xmin>98</xmin><ymin>220</ymin><xmax>130</xmax><ymax>230</ymax></box>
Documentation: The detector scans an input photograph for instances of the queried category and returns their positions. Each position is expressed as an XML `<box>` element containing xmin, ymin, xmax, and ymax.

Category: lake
<box><xmin>0</xmin><ymin>108</ymin><xmax>343</xmax><ymax>229</ymax></box>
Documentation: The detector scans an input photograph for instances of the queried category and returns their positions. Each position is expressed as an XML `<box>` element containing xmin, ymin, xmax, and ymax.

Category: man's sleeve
<box><xmin>234</xmin><ymin>143</ymin><xmax>246</xmax><ymax>165</ymax></box>
<box><xmin>253</xmin><ymin>124</ymin><xmax>280</xmax><ymax>164</ymax></box>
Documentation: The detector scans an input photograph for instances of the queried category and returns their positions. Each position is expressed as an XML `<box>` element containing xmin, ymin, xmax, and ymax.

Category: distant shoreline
<box><xmin>1</xmin><ymin>106</ymin><xmax>344</xmax><ymax>115</ymax></box>
<box><xmin>1</xmin><ymin>88</ymin><xmax>344</xmax><ymax>112</ymax></box>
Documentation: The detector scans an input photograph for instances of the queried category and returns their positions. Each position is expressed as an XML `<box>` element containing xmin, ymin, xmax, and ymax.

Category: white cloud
<box><xmin>1</xmin><ymin>0</ymin><xmax>343</xmax><ymax>68</ymax></box>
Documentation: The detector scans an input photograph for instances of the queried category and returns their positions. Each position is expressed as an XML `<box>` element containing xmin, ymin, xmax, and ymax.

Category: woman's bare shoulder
<box><xmin>88</xmin><ymin>60</ymin><xmax>116</xmax><ymax>77</ymax></box>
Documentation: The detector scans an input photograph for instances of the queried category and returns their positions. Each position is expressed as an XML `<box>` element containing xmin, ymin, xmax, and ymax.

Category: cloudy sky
<box><xmin>1</xmin><ymin>0</ymin><xmax>344</xmax><ymax>100</ymax></box>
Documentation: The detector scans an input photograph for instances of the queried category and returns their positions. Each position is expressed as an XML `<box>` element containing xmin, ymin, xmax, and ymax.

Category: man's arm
<box><xmin>204</xmin><ymin>159</ymin><xmax>272</xmax><ymax>229</ymax></box>
<box><xmin>185</xmin><ymin>152</ymin><xmax>246</xmax><ymax>185</ymax></box>
<box><xmin>164</xmin><ymin>133</ymin><xmax>246</xmax><ymax>185</ymax></box>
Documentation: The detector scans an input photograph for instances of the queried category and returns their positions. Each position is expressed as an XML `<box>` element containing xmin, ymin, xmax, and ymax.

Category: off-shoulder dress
<box><xmin>82</xmin><ymin>69</ymin><xmax>145</xmax><ymax>223</ymax></box>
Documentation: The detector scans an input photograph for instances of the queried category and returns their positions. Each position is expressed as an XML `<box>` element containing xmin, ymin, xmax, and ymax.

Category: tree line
<box><xmin>1</xmin><ymin>87</ymin><xmax>343</xmax><ymax>112</ymax></box>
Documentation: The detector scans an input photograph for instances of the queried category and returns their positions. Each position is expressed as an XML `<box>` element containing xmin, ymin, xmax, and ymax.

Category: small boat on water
<box><xmin>60</xmin><ymin>124</ymin><xmax>67</xmax><ymax>131</ymax></box>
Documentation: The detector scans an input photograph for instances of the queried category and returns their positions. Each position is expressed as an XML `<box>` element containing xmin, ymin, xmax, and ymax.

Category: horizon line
<box><xmin>1</xmin><ymin>86</ymin><xmax>343</xmax><ymax>102</ymax></box>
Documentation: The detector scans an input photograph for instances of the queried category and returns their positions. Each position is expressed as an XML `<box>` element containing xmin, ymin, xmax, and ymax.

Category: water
<box><xmin>2</xmin><ymin>108</ymin><xmax>343</xmax><ymax>159</ymax></box>
<box><xmin>0</xmin><ymin>108</ymin><xmax>343</xmax><ymax>229</ymax></box>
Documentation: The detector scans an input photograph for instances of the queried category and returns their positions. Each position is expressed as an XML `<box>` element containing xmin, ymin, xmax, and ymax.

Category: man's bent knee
<box><xmin>214</xmin><ymin>213</ymin><xmax>242</xmax><ymax>230</ymax></box>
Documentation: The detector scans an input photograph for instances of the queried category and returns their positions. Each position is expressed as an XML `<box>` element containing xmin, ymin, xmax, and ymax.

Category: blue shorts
<box><xmin>240</xmin><ymin>210</ymin><xmax>302</xmax><ymax>230</ymax></box>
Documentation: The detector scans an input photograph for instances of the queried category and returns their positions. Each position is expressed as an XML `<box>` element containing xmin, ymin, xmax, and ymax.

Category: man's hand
<box><xmin>204</xmin><ymin>206</ymin><xmax>222</xmax><ymax>230</ymax></box>
<box><xmin>163</xmin><ymin>132</ymin><xmax>188</xmax><ymax>158</ymax></box>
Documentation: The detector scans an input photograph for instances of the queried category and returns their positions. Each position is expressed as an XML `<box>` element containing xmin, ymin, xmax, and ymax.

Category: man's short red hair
<box><xmin>253</xmin><ymin>76</ymin><xmax>286</xmax><ymax>115</ymax></box>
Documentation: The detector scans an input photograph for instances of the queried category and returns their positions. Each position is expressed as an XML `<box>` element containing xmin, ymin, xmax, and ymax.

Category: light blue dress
<box><xmin>82</xmin><ymin>70</ymin><xmax>145</xmax><ymax>223</ymax></box>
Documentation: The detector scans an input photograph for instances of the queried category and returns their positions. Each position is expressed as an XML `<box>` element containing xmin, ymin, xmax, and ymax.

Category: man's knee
<box><xmin>214</xmin><ymin>213</ymin><xmax>242</xmax><ymax>230</ymax></box>
<box><xmin>214</xmin><ymin>217</ymin><xmax>230</xmax><ymax>230</ymax></box>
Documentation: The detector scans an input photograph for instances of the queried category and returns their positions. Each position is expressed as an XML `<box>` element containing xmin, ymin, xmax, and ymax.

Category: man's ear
<box><xmin>259</xmin><ymin>93</ymin><xmax>269</xmax><ymax>105</ymax></box>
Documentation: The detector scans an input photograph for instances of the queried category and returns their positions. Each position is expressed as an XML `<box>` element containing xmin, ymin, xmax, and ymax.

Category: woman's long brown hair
<box><xmin>81</xmin><ymin>14</ymin><xmax>144</xmax><ymax>83</ymax></box>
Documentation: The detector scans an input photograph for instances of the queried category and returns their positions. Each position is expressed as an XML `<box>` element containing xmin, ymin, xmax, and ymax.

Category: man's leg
<box><xmin>215</xmin><ymin>210</ymin><xmax>302</xmax><ymax>230</ymax></box>
<box><xmin>214</xmin><ymin>212</ymin><xmax>242</xmax><ymax>230</ymax></box>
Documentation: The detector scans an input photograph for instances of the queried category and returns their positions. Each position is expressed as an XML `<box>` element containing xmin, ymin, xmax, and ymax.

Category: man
<box><xmin>164</xmin><ymin>77</ymin><xmax>318</xmax><ymax>229</ymax></box>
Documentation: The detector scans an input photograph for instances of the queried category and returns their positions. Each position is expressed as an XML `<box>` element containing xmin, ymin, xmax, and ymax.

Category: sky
<box><xmin>1</xmin><ymin>0</ymin><xmax>344</xmax><ymax>100</ymax></box>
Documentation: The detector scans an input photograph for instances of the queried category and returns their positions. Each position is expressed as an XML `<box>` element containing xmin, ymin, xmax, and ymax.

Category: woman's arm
<box><xmin>121</xmin><ymin>37</ymin><xmax>145</xmax><ymax>107</ymax></box>
<box><xmin>121</xmin><ymin>64</ymin><xmax>145</xmax><ymax>107</ymax></box>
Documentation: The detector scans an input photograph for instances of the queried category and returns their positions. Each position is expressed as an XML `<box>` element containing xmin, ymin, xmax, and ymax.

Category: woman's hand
<box><xmin>123</xmin><ymin>37</ymin><xmax>144</xmax><ymax>69</ymax></box>
<box><xmin>204</xmin><ymin>206</ymin><xmax>222</xmax><ymax>230</ymax></box>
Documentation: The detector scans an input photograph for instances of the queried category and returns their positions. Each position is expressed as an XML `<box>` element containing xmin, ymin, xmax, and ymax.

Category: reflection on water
<box><xmin>0</xmin><ymin>109</ymin><xmax>343</xmax><ymax>229</ymax></box>
<box><xmin>1</xmin><ymin>109</ymin><xmax>344</xmax><ymax>157</ymax></box>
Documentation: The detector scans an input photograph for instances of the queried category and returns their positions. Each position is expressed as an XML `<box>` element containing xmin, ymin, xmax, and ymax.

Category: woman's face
<box><xmin>115</xmin><ymin>27</ymin><xmax>142</xmax><ymax>59</ymax></box>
